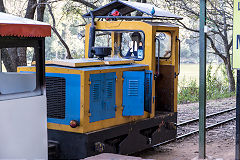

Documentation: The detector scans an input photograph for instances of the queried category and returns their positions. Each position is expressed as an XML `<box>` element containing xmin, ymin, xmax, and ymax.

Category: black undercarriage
<box><xmin>48</xmin><ymin>112</ymin><xmax>177</xmax><ymax>159</ymax></box>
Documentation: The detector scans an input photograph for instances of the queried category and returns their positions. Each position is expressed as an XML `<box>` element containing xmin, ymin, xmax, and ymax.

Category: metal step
<box><xmin>48</xmin><ymin>140</ymin><xmax>60</xmax><ymax>159</ymax></box>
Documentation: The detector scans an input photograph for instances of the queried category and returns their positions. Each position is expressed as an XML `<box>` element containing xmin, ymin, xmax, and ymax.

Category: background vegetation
<box><xmin>178</xmin><ymin>63</ymin><xmax>235</xmax><ymax>104</ymax></box>
<box><xmin>0</xmin><ymin>0</ymin><xmax>236</xmax><ymax>104</ymax></box>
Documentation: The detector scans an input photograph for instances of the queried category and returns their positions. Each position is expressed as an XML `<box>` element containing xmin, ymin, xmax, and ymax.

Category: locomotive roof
<box><xmin>83</xmin><ymin>0</ymin><xmax>182</xmax><ymax>20</ymax></box>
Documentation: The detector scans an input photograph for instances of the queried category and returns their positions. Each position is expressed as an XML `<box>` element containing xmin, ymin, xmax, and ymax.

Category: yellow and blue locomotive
<box><xmin>19</xmin><ymin>0</ymin><xmax>182</xmax><ymax>158</ymax></box>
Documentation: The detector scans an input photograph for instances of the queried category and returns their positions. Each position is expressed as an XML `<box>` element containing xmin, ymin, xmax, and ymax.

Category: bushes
<box><xmin>178</xmin><ymin>63</ymin><xmax>235</xmax><ymax>104</ymax></box>
<box><xmin>178</xmin><ymin>77</ymin><xmax>198</xmax><ymax>104</ymax></box>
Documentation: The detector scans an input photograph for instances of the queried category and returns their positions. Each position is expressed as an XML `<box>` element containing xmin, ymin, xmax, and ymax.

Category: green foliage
<box><xmin>43</xmin><ymin>1</ymin><xmax>86</xmax><ymax>60</ymax></box>
<box><xmin>62</xmin><ymin>1</ymin><xmax>83</xmax><ymax>19</ymax></box>
<box><xmin>178</xmin><ymin>77</ymin><xmax>198</xmax><ymax>104</ymax></box>
<box><xmin>178</xmin><ymin>63</ymin><xmax>235</xmax><ymax>104</ymax></box>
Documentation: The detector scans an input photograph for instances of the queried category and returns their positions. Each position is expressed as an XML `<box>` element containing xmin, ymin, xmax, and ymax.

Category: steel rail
<box><xmin>154</xmin><ymin>115</ymin><xmax>236</xmax><ymax>147</ymax></box>
<box><xmin>177</xmin><ymin>117</ymin><xmax>236</xmax><ymax>139</ymax></box>
<box><xmin>177</xmin><ymin>107</ymin><xmax>236</xmax><ymax>127</ymax></box>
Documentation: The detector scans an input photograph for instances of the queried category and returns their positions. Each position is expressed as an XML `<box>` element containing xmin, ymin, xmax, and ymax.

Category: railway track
<box><xmin>155</xmin><ymin>107</ymin><xmax>236</xmax><ymax>146</ymax></box>
<box><xmin>177</xmin><ymin>107</ymin><xmax>236</xmax><ymax>127</ymax></box>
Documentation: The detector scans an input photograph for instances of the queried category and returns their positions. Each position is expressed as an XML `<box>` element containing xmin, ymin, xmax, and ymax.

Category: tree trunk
<box><xmin>30</xmin><ymin>0</ymin><xmax>47</xmax><ymax>62</ymax></box>
<box><xmin>25</xmin><ymin>0</ymin><xmax>37</xmax><ymax>19</ymax></box>
<box><xmin>8</xmin><ymin>48</ymin><xmax>18</xmax><ymax>69</ymax></box>
<box><xmin>1</xmin><ymin>0</ymin><xmax>36</xmax><ymax>71</ymax></box>
<box><xmin>0</xmin><ymin>0</ymin><xmax>8</xmax><ymax>71</ymax></box>
<box><xmin>37</xmin><ymin>0</ymin><xmax>46</xmax><ymax>21</ymax></box>
<box><xmin>19</xmin><ymin>0</ymin><xmax>37</xmax><ymax>66</ymax></box>
<box><xmin>0</xmin><ymin>0</ymin><xmax>5</xmax><ymax>12</ymax></box>
<box><xmin>1</xmin><ymin>48</ymin><xmax>18</xmax><ymax>72</ymax></box>
<box><xmin>17</xmin><ymin>48</ymin><xmax>27</xmax><ymax>66</ymax></box>
<box><xmin>223</xmin><ymin>57</ymin><xmax>235</xmax><ymax>92</ymax></box>
<box><xmin>226</xmin><ymin>62</ymin><xmax>235</xmax><ymax>92</ymax></box>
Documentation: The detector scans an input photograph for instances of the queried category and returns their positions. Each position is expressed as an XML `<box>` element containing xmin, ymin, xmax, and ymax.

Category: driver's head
<box><xmin>131</xmin><ymin>32</ymin><xmax>141</xmax><ymax>43</ymax></box>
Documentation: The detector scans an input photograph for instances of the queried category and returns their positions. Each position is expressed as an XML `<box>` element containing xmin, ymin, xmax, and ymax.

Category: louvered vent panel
<box><xmin>128</xmin><ymin>80</ymin><xmax>138</xmax><ymax>96</ymax></box>
<box><xmin>106</xmin><ymin>81</ymin><xmax>113</xmax><ymax>98</ymax></box>
<box><xmin>93</xmin><ymin>82</ymin><xmax>100</xmax><ymax>101</ymax></box>
<box><xmin>46</xmin><ymin>76</ymin><xmax>66</xmax><ymax>119</ymax></box>
<box><xmin>144</xmin><ymin>71</ymin><xmax>153</xmax><ymax>113</ymax></box>
<box><xmin>145</xmin><ymin>78</ymin><xmax>150</xmax><ymax>94</ymax></box>
<box><xmin>89</xmin><ymin>73</ymin><xmax>116</xmax><ymax>122</ymax></box>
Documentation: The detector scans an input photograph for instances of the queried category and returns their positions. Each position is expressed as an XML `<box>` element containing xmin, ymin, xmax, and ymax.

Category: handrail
<box><xmin>155</xmin><ymin>37</ymin><xmax>161</xmax><ymax>79</ymax></box>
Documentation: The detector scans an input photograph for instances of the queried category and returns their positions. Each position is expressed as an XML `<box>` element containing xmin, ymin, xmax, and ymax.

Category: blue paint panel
<box><xmin>144</xmin><ymin>70</ymin><xmax>153</xmax><ymax>113</ymax></box>
<box><xmin>122</xmin><ymin>71</ymin><xmax>144</xmax><ymax>116</ymax></box>
<box><xmin>89</xmin><ymin>72</ymin><xmax>116</xmax><ymax>122</ymax></box>
<box><xmin>46</xmin><ymin>73</ymin><xmax>81</xmax><ymax>125</ymax></box>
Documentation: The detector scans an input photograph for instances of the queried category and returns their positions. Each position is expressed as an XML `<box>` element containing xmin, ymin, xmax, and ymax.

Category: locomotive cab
<box><xmin>84</xmin><ymin>21</ymin><xmax>180</xmax><ymax>117</ymax></box>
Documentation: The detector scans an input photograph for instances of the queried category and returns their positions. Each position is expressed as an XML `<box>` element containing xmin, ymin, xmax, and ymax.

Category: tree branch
<box><xmin>177</xmin><ymin>20</ymin><xmax>199</xmax><ymax>33</ymax></box>
<box><xmin>46</xmin><ymin>3</ymin><xmax>73</xmax><ymax>59</ymax></box>
<box><xmin>71</xmin><ymin>0</ymin><xmax>97</xmax><ymax>9</ymax></box>
<box><xmin>206</xmin><ymin>34</ymin><xmax>226</xmax><ymax>61</ymax></box>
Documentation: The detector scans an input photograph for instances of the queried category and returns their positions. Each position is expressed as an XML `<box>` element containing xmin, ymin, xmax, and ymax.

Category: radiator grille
<box><xmin>46</xmin><ymin>76</ymin><xmax>66</xmax><ymax>119</ymax></box>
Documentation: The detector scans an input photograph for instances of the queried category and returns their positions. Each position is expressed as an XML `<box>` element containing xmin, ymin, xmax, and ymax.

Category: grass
<box><xmin>178</xmin><ymin>63</ymin><xmax>235</xmax><ymax>104</ymax></box>
<box><xmin>179</xmin><ymin>63</ymin><xmax>219</xmax><ymax>86</ymax></box>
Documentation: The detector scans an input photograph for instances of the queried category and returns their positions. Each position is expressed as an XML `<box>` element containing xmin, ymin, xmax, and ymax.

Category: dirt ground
<box><xmin>134</xmin><ymin>97</ymin><xmax>236</xmax><ymax>160</ymax></box>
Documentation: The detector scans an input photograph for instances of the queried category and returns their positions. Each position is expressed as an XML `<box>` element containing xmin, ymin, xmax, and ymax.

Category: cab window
<box><xmin>95</xmin><ymin>31</ymin><xmax>112</xmax><ymax>47</ymax></box>
<box><xmin>155</xmin><ymin>32</ymin><xmax>172</xmax><ymax>58</ymax></box>
<box><xmin>95</xmin><ymin>30</ymin><xmax>145</xmax><ymax>61</ymax></box>
<box><xmin>0</xmin><ymin>47</ymin><xmax>37</xmax><ymax>96</ymax></box>
<box><xmin>120</xmin><ymin>31</ymin><xmax>144</xmax><ymax>60</ymax></box>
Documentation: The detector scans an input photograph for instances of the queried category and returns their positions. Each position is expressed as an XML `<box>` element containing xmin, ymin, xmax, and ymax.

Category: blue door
<box><xmin>122</xmin><ymin>71</ymin><xmax>145</xmax><ymax>116</ymax></box>
<box><xmin>103</xmin><ymin>73</ymin><xmax>116</xmax><ymax>120</ymax></box>
<box><xmin>89</xmin><ymin>73</ymin><xmax>103</xmax><ymax>122</ymax></box>
<box><xmin>89</xmin><ymin>72</ymin><xmax>116</xmax><ymax>122</ymax></box>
